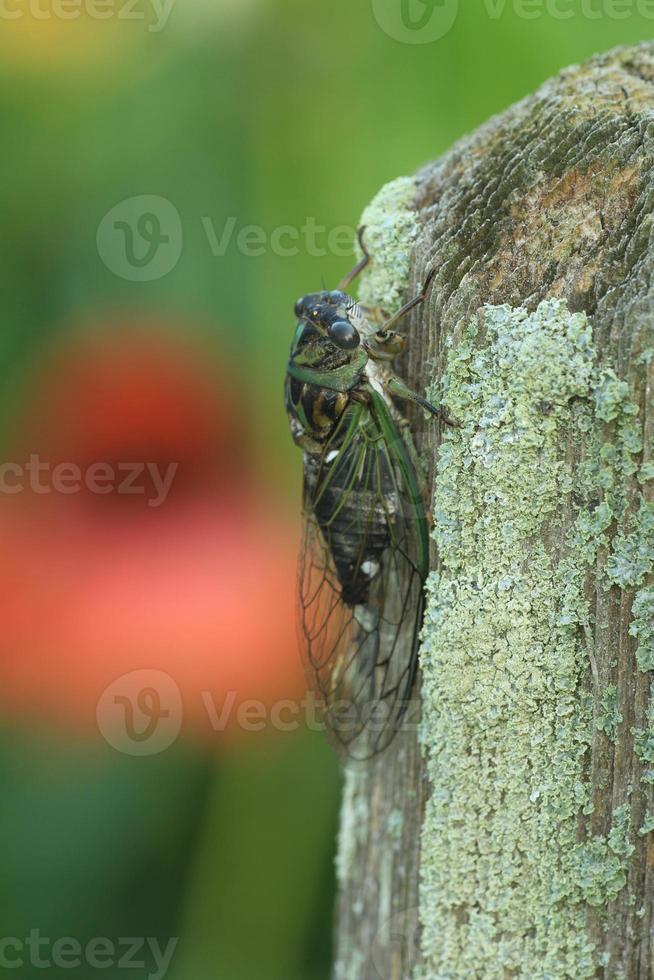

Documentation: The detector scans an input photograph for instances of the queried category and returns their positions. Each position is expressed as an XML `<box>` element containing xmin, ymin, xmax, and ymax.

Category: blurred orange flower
<box><xmin>0</xmin><ymin>317</ymin><xmax>304</xmax><ymax>744</ymax></box>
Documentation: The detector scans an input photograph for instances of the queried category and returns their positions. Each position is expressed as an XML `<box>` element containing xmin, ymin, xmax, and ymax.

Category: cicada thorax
<box><xmin>285</xmin><ymin>323</ymin><xmax>365</xmax><ymax>451</ymax></box>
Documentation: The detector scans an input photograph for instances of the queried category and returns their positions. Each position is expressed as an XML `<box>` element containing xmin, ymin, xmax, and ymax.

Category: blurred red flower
<box><xmin>0</xmin><ymin>317</ymin><xmax>304</xmax><ymax>743</ymax></box>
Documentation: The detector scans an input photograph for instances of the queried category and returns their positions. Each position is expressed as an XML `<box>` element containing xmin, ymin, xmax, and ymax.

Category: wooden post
<box><xmin>335</xmin><ymin>43</ymin><xmax>654</xmax><ymax>979</ymax></box>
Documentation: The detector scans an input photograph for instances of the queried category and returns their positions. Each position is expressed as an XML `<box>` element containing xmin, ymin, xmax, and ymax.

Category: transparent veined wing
<box><xmin>298</xmin><ymin>389</ymin><xmax>429</xmax><ymax>760</ymax></box>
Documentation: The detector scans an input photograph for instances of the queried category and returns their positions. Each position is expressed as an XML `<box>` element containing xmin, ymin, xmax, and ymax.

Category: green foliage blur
<box><xmin>0</xmin><ymin>3</ymin><xmax>650</xmax><ymax>978</ymax></box>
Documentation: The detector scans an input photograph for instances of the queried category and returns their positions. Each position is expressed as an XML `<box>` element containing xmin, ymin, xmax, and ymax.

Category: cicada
<box><xmin>285</xmin><ymin>231</ymin><xmax>450</xmax><ymax>759</ymax></box>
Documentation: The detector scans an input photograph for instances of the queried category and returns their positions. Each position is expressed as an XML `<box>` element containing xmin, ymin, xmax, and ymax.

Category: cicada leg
<box><xmin>337</xmin><ymin>226</ymin><xmax>370</xmax><ymax>292</ymax></box>
<box><xmin>385</xmin><ymin>375</ymin><xmax>460</xmax><ymax>427</ymax></box>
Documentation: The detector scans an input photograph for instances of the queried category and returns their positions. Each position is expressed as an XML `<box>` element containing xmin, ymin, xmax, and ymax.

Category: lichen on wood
<box><xmin>418</xmin><ymin>300</ymin><xmax>640</xmax><ymax>977</ymax></box>
<box><xmin>356</xmin><ymin>175</ymin><xmax>421</xmax><ymax>313</ymax></box>
<box><xmin>335</xmin><ymin>42</ymin><xmax>654</xmax><ymax>980</ymax></box>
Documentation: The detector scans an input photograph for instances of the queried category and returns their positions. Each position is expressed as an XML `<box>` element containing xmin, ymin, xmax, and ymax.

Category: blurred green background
<box><xmin>0</xmin><ymin>3</ymin><xmax>650</xmax><ymax>978</ymax></box>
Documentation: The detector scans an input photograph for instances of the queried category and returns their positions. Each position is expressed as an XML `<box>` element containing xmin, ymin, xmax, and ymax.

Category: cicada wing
<box><xmin>297</xmin><ymin>398</ymin><xmax>427</xmax><ymax>760</ymax></box>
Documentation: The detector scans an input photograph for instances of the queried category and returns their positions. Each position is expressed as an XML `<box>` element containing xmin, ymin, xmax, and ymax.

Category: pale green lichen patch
<box><xmin>632</xmin><ymin>691</ymin><xmax>654</xmax><ymax>785</ymax></box>
<box><xmin>571</xmin><ymin>804</ymin><xmax>634</xmax><ymax>907</ymax></box>
<box><xmin>596</xmin><ymin>685</ymin><xmax>623</xmax><ymax>742</ymax></box>
<box><xmin>593</xmin><ymin>370</ymin><xmax>633</xmax><ymax>423</ymax></box>
<box><xmin>335</xmin><ymin>767</ymin><xmax>368</xmax><ymax>888</ymax></box>
<box><xmin>630</xmin><ymin>588</ymin><xmax>654</xmax><ymax>673</ymax></box>
<box><xmin>356</xmin><ymin>176</ymin><xmax>419</xmax><ymax>313</ymax></box>
<box><xmin>592</xmin><ymin>372</ymin><xmax>643</xmax><ymax>525</ymax></box>
<box><xmin>597</xmin><ymin>373</ymin><xmax>654</xmax><ymax>705</ymax></box>
<box><xmin>417</xmin><ymin>300</ymin><xmax>617</xmax><ymax>979</ymax></box>
<box><xmin>387</xmin><ymin>808</ymin><xmax>404</xmax><ymax>839</ymax></box>
<box><xmin>606</xmin><ymin>500</ymin><xmax>654</xmax><ymax>590</ymax></box>
<box><xmin>639</xmin><ymin>812</ymin><xmax>654</xmax><ymax>836</ymax></box>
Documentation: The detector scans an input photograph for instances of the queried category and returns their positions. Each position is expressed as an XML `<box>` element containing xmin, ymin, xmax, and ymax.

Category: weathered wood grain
<box><xmin>335</xmin><ymin>43</ymin><xmax>654</xmax><ymax>979</ymax></box>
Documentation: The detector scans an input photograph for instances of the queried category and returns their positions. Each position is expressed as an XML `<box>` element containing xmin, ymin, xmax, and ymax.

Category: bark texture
<box><xmin>335</xmin><ymin>43</ymin><xmax>654</xmax><ymax>979</ymax></box>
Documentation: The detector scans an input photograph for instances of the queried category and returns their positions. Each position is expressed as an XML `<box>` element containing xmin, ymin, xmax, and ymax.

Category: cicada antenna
<box><xmin>377</xmin><ymin>265</ymin><xmax>437</xmax><ymax>333</ymax></box>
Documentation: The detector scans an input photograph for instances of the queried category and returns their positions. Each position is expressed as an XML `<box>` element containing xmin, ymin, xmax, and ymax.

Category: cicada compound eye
<box><xmin>294</xmin><ymin>297</ymin><xmax>307</xmax><ymax>318</ymax></box>
<box><xmin>328</xmin><ymin>319</ymin><xmax>360</xmax><ymax>350</ymax></box>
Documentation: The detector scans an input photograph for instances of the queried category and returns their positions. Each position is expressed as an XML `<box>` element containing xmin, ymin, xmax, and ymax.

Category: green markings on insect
<box><xmin>366</xmin><ymin>386</ymin><xmax>430</xmax><ymax>579</ymax></box>
<box><xmin>285</xmin><ymin>229</ymin><xmax>448</xmax><ymax>759</ymax></box>
<box><xmin>286</xmin><ymin>349</ymin><xmax>368</xmax><ymax>393</ymax></box>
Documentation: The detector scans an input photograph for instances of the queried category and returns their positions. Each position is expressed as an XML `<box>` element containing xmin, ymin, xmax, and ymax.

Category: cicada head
<box><xmin>293</xmin><ymin>293</ymin><xmax>361</xmax><ymax>351</ymax></box>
